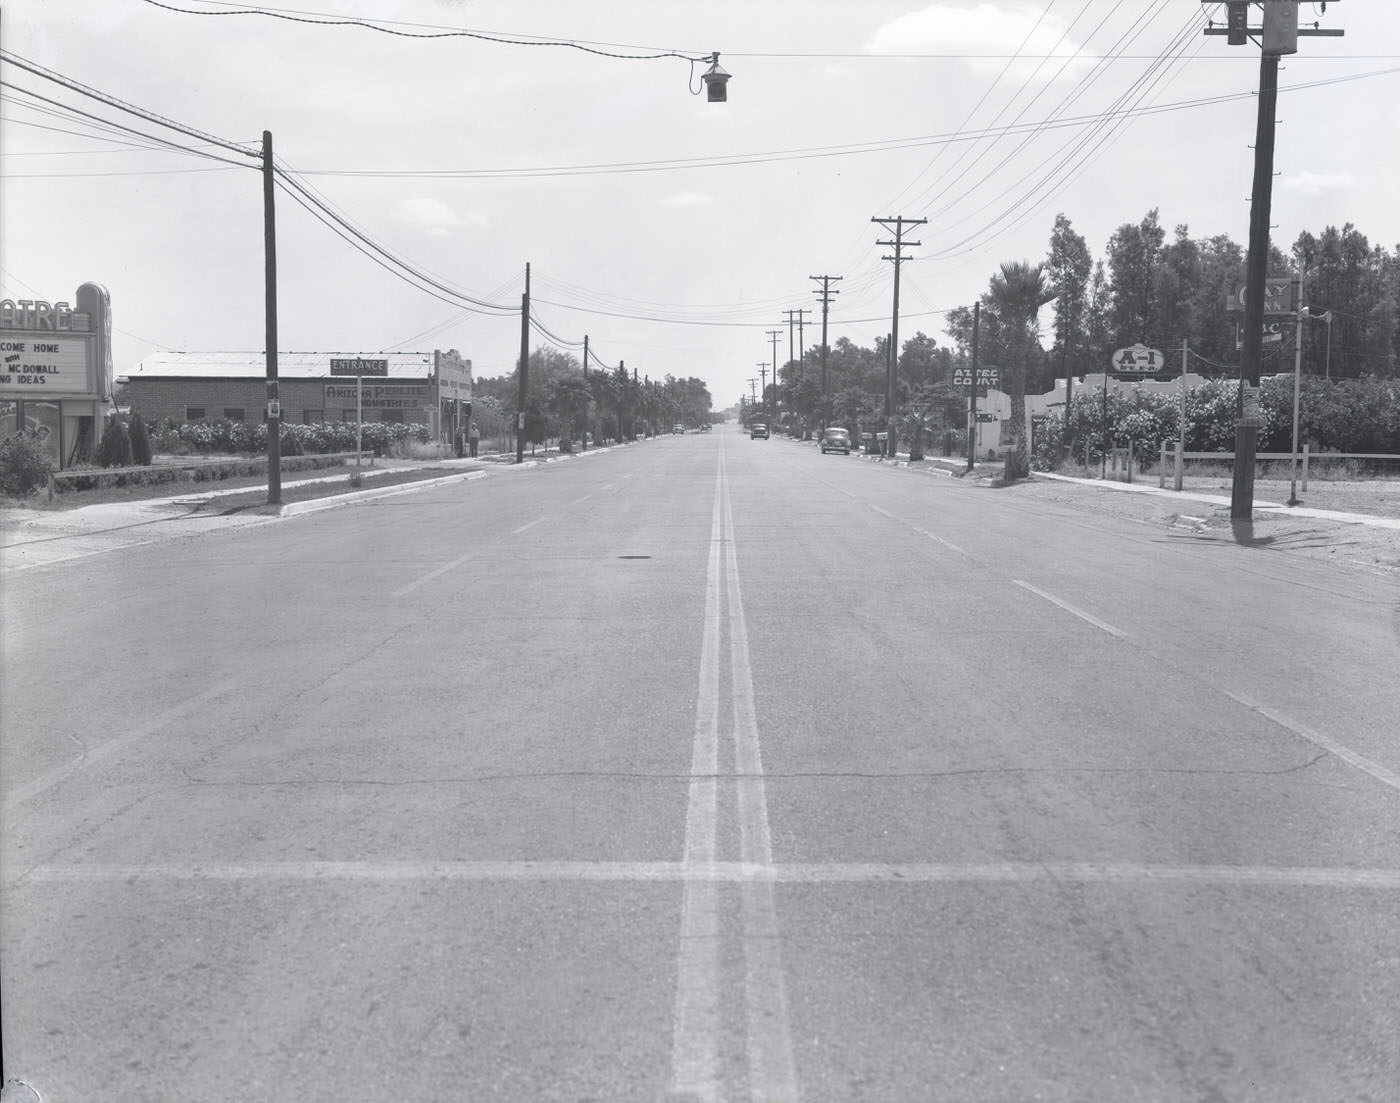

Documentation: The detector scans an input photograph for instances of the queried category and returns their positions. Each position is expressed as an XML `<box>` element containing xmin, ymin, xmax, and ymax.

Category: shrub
<box><xmin>97</xmin><ymin>416</ymin><xmax>134</xmax><ymax>468</ymax></box>
<box><xmin>129</xmin><ymin>413</ymin><xmax>153</xmax><ymax>465</ymax></box>
<box><xmin>0</xmin><ymin>433</ymin><xmax>55</xmax><ymax>497</ymax></box>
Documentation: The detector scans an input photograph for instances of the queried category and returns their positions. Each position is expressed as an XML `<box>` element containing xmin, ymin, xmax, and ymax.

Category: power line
<box><xmin>138</xmin><ymin>0</ymin><xmax>712</xmax><ymax>61</ymax></box>
<box><xmin>0</xmin><ymin>78</ymin><xmax>256</xmax><ymax>169</ymax></box>
<box><xmin>0</xmin><ymin>49</ymin><xmax>258</xmax><ymax>158</ymax></box>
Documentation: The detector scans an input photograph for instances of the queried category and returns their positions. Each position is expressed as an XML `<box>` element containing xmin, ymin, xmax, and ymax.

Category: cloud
<box><xmin>391</xmin><ymin>197</ymin><xmax>484</xmax><ymax>237</ymax></box>
<box><xmin>658</xmin><ymin>192</ymin><xmax>717</xmax><ymax>208</ymax></box>
<box><xmin>1283</xmin><ymin>172</ymin><xmax>1354</xmax><ymax>197</ymax></box>
<box><xmin>865</xmin><ymin>3</ymin><xmax>1099</xmax><ymax>81</ymax></box>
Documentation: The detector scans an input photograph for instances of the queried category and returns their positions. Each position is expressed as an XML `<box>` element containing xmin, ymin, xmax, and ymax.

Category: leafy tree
<box><xmin>545</xmin><ymin>376</ymin><xmax>590</xmax><ymax>447</ymax></box>
<box><xmin>1105</xmin><ymin>209</ymin><xmax>1166</xmax><ymax>349</ymax></box>
<box><xmin>1046</xmin><ymin>213</ymin><xmax>1093</xmax><ymax>383</ymax></box>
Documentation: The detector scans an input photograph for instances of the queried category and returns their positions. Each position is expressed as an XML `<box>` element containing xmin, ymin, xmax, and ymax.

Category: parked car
<box><xmin>750</xmin><ymin>423</ymin><xmax>769</xmax><ymax>439</ymax></box>
<box><xmin>819</xmin><ymin>426</ymin><xmax>852</xmax><ymax>454</ymax></box>
<box><xmin>673</xmin><ymin>423</ymin><xmax>685</xmax><ymax>433</ymax></box>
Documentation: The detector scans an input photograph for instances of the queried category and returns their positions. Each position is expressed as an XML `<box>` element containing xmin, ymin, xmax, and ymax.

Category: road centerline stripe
<box><xmin>669</xmin><ymin>446</ymin><xmax>726</xmax><ymax>1103</ymax></box>
<box><xmin>720</xmin><ymin>448</ymin><xmax>801</xmax><ymax>1103</ymax></box>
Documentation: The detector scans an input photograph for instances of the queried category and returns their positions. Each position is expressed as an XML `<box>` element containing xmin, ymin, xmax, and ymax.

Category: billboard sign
<box><xmin>1226</xmin><ymin>279</ymin><xmax>1296</xmax><ymax>315</ymax></box>
<box><xmin>1111</xmin><ymin>344</ymin><xmax>1165</xmax><ymax>373</ymax></box>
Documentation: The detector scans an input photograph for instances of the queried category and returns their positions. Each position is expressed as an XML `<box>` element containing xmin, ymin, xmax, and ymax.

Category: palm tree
<box><xmin>988</xmin><ymin>260</ymin><xmax>1055</xmax><ymax>480</ymax></box>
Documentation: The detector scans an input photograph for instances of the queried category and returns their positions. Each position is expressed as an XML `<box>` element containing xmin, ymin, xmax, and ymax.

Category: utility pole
<box><xmin>795</xmin><ymin>308</ymin><xmax>809</xmax><ymax>372</ymax></box>
<box><xmin>262</xmin><ymin>130</ymin><xmax>281</xmax><ymax>505</ymax></box>
<box><xmin>966</xmin><ymin>302</ymin><xmax>979</xmax><ymax>474</ymax></box>
<box><xmin>517</xmin><ymin>262</ymin><xmax>530</xmax><ymax>464</ymax></box>
<box><xmin>811</xmin><ymin>276</ymin><xmax>841</xmax><ymax>418</ymax></box>
<box><xmin>784</xmin><ymin>308</ymin><xmax>811</xmax><ymax>376</ymax></box>
<box><xmin>873</xmin><ymin>215</ymin><xmax>926</xmax><ymax>460</ymax></box>
<box><xmin>757</xmin><ymin>362</ymin><xmax>769</xmax><ymax>422</ymax></box>
<box><xmin>581</xmin><ymin>334</ymin><xmax>589</xmax><ymax>450</ymax></box>
<box><xmin>1203</xmin><ymin>0</ymin><xmax>1343</xmax><ymax>520</ymax></box>
<box><xmin>766</xmin><ymin>330</ymin><xmax>782</xmax><ymax>426</ymax></box>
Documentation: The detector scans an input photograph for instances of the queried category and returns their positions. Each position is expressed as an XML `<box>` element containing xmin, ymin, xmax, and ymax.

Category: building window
<box><xmin>302</xmin><ymin>409</ymin><xmax>324</xmax><ymax>424</ymax></box>
<box><xmin>223</xmin><ymin>408</ymin><xmax>245</xmax><ymax>422</ymax></box>
<box><xmin>186</xmin><ymin>407</ymin><xmax>206</xmax><ymax>421</ymax></box>
<box><xmin>380</xmin><ymin>408</ymin><xmax>404</xmax><ymax>424</ymax></box>
<box><xmin>343</xmin><ymin>409</ymin><xmax>359</xmax><ymax>422</ymax></box>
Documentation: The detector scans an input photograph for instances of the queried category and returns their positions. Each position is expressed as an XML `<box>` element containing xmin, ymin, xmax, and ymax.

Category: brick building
<box><xmin>122</xmin><ymin>350</ymin><xmax>473</xmax><ymax>438</ymax></box>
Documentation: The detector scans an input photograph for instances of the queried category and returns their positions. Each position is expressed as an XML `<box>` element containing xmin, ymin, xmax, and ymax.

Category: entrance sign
<box><xmin>1111</xmin><ymin>344</ymin><xmax>1165</xmax><ymax>373</ymax></box>
<box><xmin>329</xmin><ymin>357</ymin><xmax>388</xmax><ymax>376</ymax></box>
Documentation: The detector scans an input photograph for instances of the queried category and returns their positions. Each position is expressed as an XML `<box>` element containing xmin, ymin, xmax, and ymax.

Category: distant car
<box><xmin>818</xmin><ymin>426</ymin><xmax>852</xmax><ymax>454</ymax></box>
<box><xmin>673</xmin><ymin>423</ymin><xmax>685</xmax><ymax>433</ymax></box>
<box><xmin>700</xmin><ymin>423</ymin><xmax>711</xmax><ymax>432</ymax></box>
<box><xmin>750</xmin><ymin>423</ymin><xmax>769</xmax><ymax>439</ymax></box>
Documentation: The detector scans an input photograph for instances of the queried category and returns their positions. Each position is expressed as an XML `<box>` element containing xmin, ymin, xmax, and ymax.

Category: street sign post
<box><xmin>330</xmin><ymin>358</ymin><xmax>387</xmax><ymax>466</ymax></box>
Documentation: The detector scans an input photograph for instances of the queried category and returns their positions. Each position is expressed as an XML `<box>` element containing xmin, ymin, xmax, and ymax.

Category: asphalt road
<box><xmin>3</xmin><ymin>429</ymin><xmax>1398</xmax><ymax>1102</ymax></box>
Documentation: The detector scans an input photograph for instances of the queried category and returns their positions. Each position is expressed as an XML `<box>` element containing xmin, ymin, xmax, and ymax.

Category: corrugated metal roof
<box><xmin>121</xmin><ymin>351</ymin><xmax>436</xmax><ymax>380</ymax></box>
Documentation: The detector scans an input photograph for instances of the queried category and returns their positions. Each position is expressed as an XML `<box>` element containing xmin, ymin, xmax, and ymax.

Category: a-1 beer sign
<box><xmin>952</xmin><ymin>366</ymin><xmax>1000</xmax><ymax>388</ymax></box>
<box><xmin>1111</xmin><ymin>343</ymin><xmax>1164</xmax><ymax>374</ymax></box>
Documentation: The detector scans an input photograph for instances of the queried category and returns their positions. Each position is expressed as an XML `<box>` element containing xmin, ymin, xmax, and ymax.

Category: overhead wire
<box><xmin>925</xmin><ymin>8</ymin><xmax>1208</xmax><ymax>260</ymax></box>
<box><xmin>0</xmin><ymin>48</ymin><xmax>258</xmax><ymax>158</ymax></box>
<box><xmin>138</xmin><ymin>0</ymin><xmax>712</xmax><ymax>61</ymax></box>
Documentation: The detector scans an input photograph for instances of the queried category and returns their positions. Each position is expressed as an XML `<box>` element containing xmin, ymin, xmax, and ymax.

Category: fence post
<box><xmin>1175</xmin><ymin>441</ymin><xmax>1184</xmax><ymax>492</ymax></box>
<box><xmin>1159</xmin><ymin>441</ymin><xmax>1167</xmax><ymax>488</ymax></box>
<box><xmin>1301</xmin><ymin>443</ymin><xmax>1309</xmax><ymax>491</ymax></box>
<box><xmin>1126</xmin><ymin>440</ymin><xmax>1134</xmax><ymax>484</ymax></box>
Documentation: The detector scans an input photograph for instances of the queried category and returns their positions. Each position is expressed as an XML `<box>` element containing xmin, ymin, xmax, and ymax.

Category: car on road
<box><xmin>673</xmin><ymin>423</ymin><xmax>685</xmax><ymax>433</ymax></box>
<box><xmin>750</xmin><ymin>423</ymin><xmax>769</xmax><ymax>439</ymax></box>
<box><xmin>818</xmin><ymin>426</ymin><xmax>852</xmax><ymax>454</ymax></box>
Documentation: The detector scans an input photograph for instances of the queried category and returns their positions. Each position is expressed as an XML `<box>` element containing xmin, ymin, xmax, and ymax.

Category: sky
<box><xmin>2</xmin><ymin>0</ymin><xmax>1397</xmax><ymax>410</ymax></box>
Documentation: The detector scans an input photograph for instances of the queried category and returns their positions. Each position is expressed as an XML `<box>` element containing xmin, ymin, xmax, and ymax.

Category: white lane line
<box><xmin>1224</xmin><ymin>691</ymin><xmax>1400</xmax><ymax>793</ymax></box>
<box><xmin>912</xmin><ymin>525</ymin><xmax>969</xmax><ymax>557</ymax></box>
<box><xmin>2</xmin><ymin>679</ymin><xmax>240</xmax><ymax>816</ymax></box>
<box><xmin>511</xmin><ymin>516</ymin><xmax>547</xmax><ymax>535</ymax></box>
<box><xmin>569</xmin><ymin>494</ymin><xmax>594</xmax><ymax>506</ymax></box>
<box><xmin>869</xmin><ymin>504</ymin><xmax>895</xmax><ymax>518</ymax></box>
<box><xmin>1013</xmin><ymin>580</ymin><xmax>1126</xmax><ymax>638</ymax></box>
<box><xmin>13</xmin><ymin>861</ymin><xmax>1398</xmax><ymax>890</ymax></box>
<box><xmin>668</xmin><ymin>448</ymin><xmax>726</xmax><ymax>1103</ymax></box>
<box><xmin>721</xmin><ymin>455</ymin><xmax>801</xmax><ymax>1103</ymax></box>
<box><xmin>393</xmin><ymin>549</ymin><xmax>478</xmax><ymax>597</ymax></box>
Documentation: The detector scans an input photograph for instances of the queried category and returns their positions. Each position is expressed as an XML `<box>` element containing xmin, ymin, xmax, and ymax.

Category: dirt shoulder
<box><xmin>976</xmin><ymin>472</ymin><xmax>1400</xmax><ymax>576</ymax></box>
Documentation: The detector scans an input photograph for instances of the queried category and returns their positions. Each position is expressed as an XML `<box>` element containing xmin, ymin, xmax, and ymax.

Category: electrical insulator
<box><xmin>1226</xmin><ymin>0</ymin><xmax>1249</xmax><ymax>45</ymax></box>
<box><xmin>1262</xmin><ymin>0</ymin><xmax>1299</xmax><ymax>55</ymax></box>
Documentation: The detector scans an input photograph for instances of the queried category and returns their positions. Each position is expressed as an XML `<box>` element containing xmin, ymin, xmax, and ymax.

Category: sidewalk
<box><xmin>860</xmin><ymin>447</ymin><xmax>1400</xmax><ymax>531</ymax></box>
<box><xmin>0</xmin><ymin>442</ymin><xmax>629</xmax><ymax>569</ymax></box>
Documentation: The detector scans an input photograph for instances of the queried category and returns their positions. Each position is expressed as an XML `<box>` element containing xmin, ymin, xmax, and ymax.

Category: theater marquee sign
<box><xmin>0</xmin><ymin>283</ymin><xmax>114</xmax><ymax>468</ymax></box>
